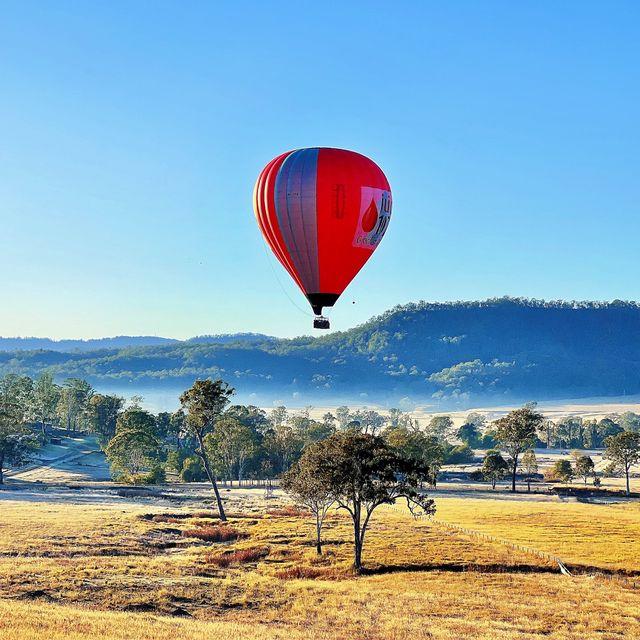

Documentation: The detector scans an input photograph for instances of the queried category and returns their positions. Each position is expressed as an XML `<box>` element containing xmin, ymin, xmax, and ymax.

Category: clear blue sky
<box><xmin>1</xmin><ymin>1</ymin><xmax>639</xmax><ymax>339</ymax></box>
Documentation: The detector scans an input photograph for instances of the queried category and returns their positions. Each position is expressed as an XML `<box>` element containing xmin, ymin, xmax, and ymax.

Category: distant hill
<box><xmin>0</xmin><ymin>333</ymin><xmax>275</xmax><ymax>352</ymax></box>
<box><xmin>1</xmin><ymin>298</ymin><xmax>639</xmax><ymax>406</ymax></box>
<box><xmin>186</xmin><ymin>333</ymin><xmax>277</xmax><ymax>345</ymax></box>
<box><xmin>0</xmin><ymin>336</ymin><xmax>179</xmax><ymax>352</ymax></box>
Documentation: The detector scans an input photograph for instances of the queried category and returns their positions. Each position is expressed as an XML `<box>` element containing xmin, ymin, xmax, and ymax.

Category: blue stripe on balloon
<box><xmin>274</xmin><ymin>148</ymin><xmax>320</xmax><ymax>292</ymax></box>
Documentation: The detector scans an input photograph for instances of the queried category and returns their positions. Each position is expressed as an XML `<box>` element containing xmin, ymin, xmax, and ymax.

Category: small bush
<box><xmin>182</xmin><ymin>524</ymin><xmax>244</xmax><ymax>542</ymax></box>
<box><xmin>275</xmin><ymin>565</ymin><xmax>347</xmax><ymax>580</ymax></box>
<box><xmin>206</xmin><ymin>546</ymin><xmax>269</xmax><ymax>567</ymax></box>
<box><xmin>150</xmin><ymin>515</ymin><xmax>181</xmax><ymax>523</ymax></box>
<box><xmin>146</xmin><ymin>513</ymin><xmax>192</xmax><ymax>522</ymax></box>
<box><xmin>166</xmin><ymin>449</ymin><xmax>189</xmax><ymax>473</ymax></box>
<box><xmin>444</xmin><ymin>444</ymin><xmax>475</xmax><ymax>464</ymax></box>
<box><xmin>190</xmin><ymin>511</ymin><xmax>219</xmax><ymax>519</ymax></box>
<box><xmin>140</xmin><ymin>465</ymin><xmax>166</xmax><ymax>485</ymax></box>
<box><xmin>480</xmin><ymin>432</ymin><xmax>496</xmax><ymax>448</ymax></box>
<box><xmin>275</xmin><ymin>566</ymin><xmax>326</xmax><ymax>580</ymax></box>
<box><xmin>181</xmin><ymin>456</ymin><xmax>208</xmax><ymax>482</ymax></box>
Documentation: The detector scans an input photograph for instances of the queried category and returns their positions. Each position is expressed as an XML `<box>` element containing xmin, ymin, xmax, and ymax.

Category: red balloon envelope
<box><xmin>253</xmin><ymin>148</ymin><xmax>392</xmax><ymax>328</ymax></box>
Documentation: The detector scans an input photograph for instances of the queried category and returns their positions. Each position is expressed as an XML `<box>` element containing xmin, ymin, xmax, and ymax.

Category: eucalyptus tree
<box><xmin>482</xmin><ymin>450</ymin><xmax>509</xmax><ymax>489</ymax></box>
<box><xmin>281</xmin><ymin>453</ymin><xmax>334</xmax><ymax>555</ymax></box>
<box><xmin>519</xmin><ymin>449</ymin><xmax>538</xmax><ymax>492</ymax></box>
<box><xmin>384</xmin><ymin>426</ymin><xmax>445</xmax><ymax>488</ymax></box>
<box><xmin>551</xmin><ymin>459</ymin><xmax>574</xmax><ymax>484</ymax></box>
<box><xmin>619</xmin><ymin>412</ymin><xmax>640</xmax><ymax>434</ymax></box>
<box><xmin>0</xmin><ymin>375</ymin><xmax>38</xmax><ymax>484</ymax></box>
<box><xmin>180</xmin><ymin>379</ymin><xmax>234</xmax><ymax>520</ymax></box>
<box><xmin>206</xmin><ymin>416</ymin><xmax>257</xmax><ymax>485</ymax></box>
<box><xmin>88</xmin><ymin>394</ymin><xmax>124</xmax><ymax>445</ymax></box>
<box><xmin>105</xmin><ymin>407</ymin><xmax>159</xmax><ymax>478</ymax></box>
<box><xmin>294</xmin><ymin>431</ymin><xmax>435</xmax><ymax>571</ymax></box>
<box><xmin>494</xmin><ymin>406</ymin><xmax>544</xmax><ymax>492</ymax></box>
<box><xmin>604</xmin><ymin>432</ymin><xmax>640</xmax><ymax>496</ymax></box>
<box><xmin>427</xmin><ymin>415</ymin><xmax>453</xmax><ymax>442</ymax></box>
<box><xmin>57</xmin><ymin>378</ymin><xmax>94</xmax><ymax>432</ymax></box>
<box><xmin>32</xmin><ymin>372</ymin><xmax>61</xmax><ymax>435</ymax></box>
<box><xmin>262</xmin><ymin>421</ymin><xmax>303</xmax><ymax>474</ymax></box>
<box><xmin>350</xmin><ymin>409</ymin><xmax>386</xmax><ymax>436</ymax></box>
<box><xmin>574</xmin><ymin>455</ymin><xmax>595</xmax><ymax>485</ymax></box>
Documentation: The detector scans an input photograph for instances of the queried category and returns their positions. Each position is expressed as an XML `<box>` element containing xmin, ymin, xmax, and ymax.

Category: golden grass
<box><xmin>0</xmin><ymin>600</ymin><xmax>323</xmax><ymax>640</ymax></box>
<box><xmin>430</xmin><ymin>496</ymin><xmax>640</xmax><ymax>571</ymax></box>
<box><xmin>1</xmin><ymin>495</ymin><xmax>639</xmax><ymax>639</ymax></box>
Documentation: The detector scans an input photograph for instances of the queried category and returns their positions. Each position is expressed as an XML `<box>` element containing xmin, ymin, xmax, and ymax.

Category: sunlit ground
<box><xmin>1</xmin><ymin>486</ymin><xmax>639</xmax><ymax>640</ymax></box>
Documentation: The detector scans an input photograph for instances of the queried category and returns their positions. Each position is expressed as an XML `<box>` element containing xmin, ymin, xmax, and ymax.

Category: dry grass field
<box><xmin>1</xmin><ymin>489</ymin><xmax>639</xmax><ymax>639</ymax></box>
<box><xmin>434</xmin><ymin>496</ymin><xmax>640</xmax><ymax>572</ymax></box>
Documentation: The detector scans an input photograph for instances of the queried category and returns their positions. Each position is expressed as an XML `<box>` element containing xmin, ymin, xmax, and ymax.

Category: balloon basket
<box><xmin>313</xmin><ymin>316</ymin><xmax>330</xmax><ymax>330</ymax></box>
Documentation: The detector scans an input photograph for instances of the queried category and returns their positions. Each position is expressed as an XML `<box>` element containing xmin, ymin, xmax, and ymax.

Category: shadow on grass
<box><xmin>362</xmin><ymin>561</ymin><xmax>640</xmax><ymax>578</ymax></box>
<box><xmin>361</xmin><ymin>562</ymin><xmax>559</xmax><ymax>576</ymax></box>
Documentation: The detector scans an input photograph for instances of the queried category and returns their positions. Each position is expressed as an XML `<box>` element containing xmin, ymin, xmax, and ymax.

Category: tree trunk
<box><xmin>353</xmin><ymin>504</ymin><xmax>362</xmax><ymax>571</ymax></box>
<box><xmin>625</xmin><ymin>466</ymin><xmax>631</xmax><ymax>496</ymax></box>
<box><xmin>511</xmin><ymin>456</ymin><xmax>518</xmax><ymax>493</ymax></box>
<box><xmin>0</xmin><ymin>453</ymin><xmax>4</xmax><ymax>485</ymax></box>
<box><xmin>353</xmin><ymin>536</ymin><xmax>362</xmax><ymax>571</ymax></box>
<box><xmin>527</xmin><ymin>479</ymin><xmax>531</xmax><ymax>493</ymax></box>
<box><xmin>315</xmin><ymin>512</ymin><xmax>322</xmax><ymax>555</ymax></box>
<box><xmin>197</xmin><ymin>433</ymin><xmax>227</xmax><ymax>521</ymax></box>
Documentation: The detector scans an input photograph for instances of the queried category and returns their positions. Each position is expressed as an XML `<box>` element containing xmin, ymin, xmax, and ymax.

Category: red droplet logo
<box><xmin>361</xmin><ymin>199</ymin><xmax>378</xmax><ymax>232</ymax></box>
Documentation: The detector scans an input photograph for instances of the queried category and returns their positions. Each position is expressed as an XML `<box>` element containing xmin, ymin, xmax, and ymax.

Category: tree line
<box><xmin>1</xmin><ymin>373</ymin><xmax>639</xmax><ymax>497</ymax></box>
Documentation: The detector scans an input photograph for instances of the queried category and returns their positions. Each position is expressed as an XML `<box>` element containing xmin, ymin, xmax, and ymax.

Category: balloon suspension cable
<box><xmin>261</xmin><ymin>241</ymin><xmax>314</xmax><ymax>318</ymax></box>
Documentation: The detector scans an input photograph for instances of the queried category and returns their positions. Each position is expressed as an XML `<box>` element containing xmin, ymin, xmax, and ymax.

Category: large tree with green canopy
<box><xmin>180</xmin><ymin>379</ymin><xmax>234</xmax><ymax>521</ymax></box>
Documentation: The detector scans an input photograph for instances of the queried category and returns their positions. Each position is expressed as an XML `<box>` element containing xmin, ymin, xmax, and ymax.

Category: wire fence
<box><xmin>382</xmin><ymin>503</ymin><xmax>572</xmax><ymax>576</ymax></box>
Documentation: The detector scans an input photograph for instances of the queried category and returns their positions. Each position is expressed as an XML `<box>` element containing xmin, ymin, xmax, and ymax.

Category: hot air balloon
<box><xmin>253</xmin><ymin>148</ymin><xmax>392</xmax><ymax>329</ymax></box>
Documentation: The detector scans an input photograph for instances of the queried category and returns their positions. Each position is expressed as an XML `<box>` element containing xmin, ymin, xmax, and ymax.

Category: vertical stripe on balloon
<box><xmin>274</xmin><ymin>148</ymin><xmax>320</xmax><ymax>293</ymax></box>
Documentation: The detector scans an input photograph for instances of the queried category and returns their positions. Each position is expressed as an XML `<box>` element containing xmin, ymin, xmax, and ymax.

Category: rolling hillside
<box><xmin>1</xmin><ymin>298</ymin><xmax>639</xmax><ymax>405</ymax></box>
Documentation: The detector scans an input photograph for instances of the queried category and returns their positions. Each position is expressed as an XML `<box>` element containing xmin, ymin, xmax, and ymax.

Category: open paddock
<box><xmin>0</xmin><ymin>486</ymin><xmax>639</xmax><ymax>639</ymax></box>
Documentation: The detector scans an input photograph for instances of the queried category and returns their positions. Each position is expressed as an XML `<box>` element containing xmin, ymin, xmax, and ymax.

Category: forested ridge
<box><xmin>2</xmin><ymin>297</ymin><xmax>640</xmax><ymax>404</ymax></box>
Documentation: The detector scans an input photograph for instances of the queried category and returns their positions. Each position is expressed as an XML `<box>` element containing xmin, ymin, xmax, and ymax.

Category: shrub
<box><xmin>151</xmin><ymin>514</ymin><xmax>181</xmax><ymax>524</ymax></box>
<box><xmin>544</xmin><ymin>460</ymin><xmax>574</xmax><ymax>483</ymax></box>
<box><xmin>444</xmin><ymin>444</ymin><xmax>475</xmax><ymax>464</ymax></box>
<box><xmin>206</xmin><ymin>546</ymin><xmax>269</xmax><ymax>567</ymax></box>
<box><xmin>180</xmin><ymin>456</ymin><xmax>208</xmax><ymax>482</ymax></box>
<box><xmin>190</xmin><ymin>511</ymin><xmax>222</xmax><ymax>519</ymax></box>
<box><xmin>275</xmin><ymin>565</ymin><xmax>347</xmax><ymax>580</ymax></box>
<box><xmin>182</xmin><ymin>524</ymin><xmax>244</xmax><ymax>542</ymax></box>
<box><xmin>553</xmin><ymin>459</ymin><xmax>574</xmax><ymax>483</ymax></box>
<box><xmin>480</xmin><ymin>432</ymin><xmax>496</xmax><ymax>448</ymax></box>
<box><xmin>140</xmin><ymin>465</ymin><xmax>166</xmax><ymax>485</ymax></box>
<box><xmin>469</xmin><ymin>469</ymin><xmax>483</xmax><ymax>481</ymax></box>
<box><xmin>166</xmin><ymin>449</ymin><xmax>189</xmax><ymax>473</ymax></box>
<box><xmin>275</xmin><ymin>566</ymin><xmax>327</xmax><ymax>579</ymax></box>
